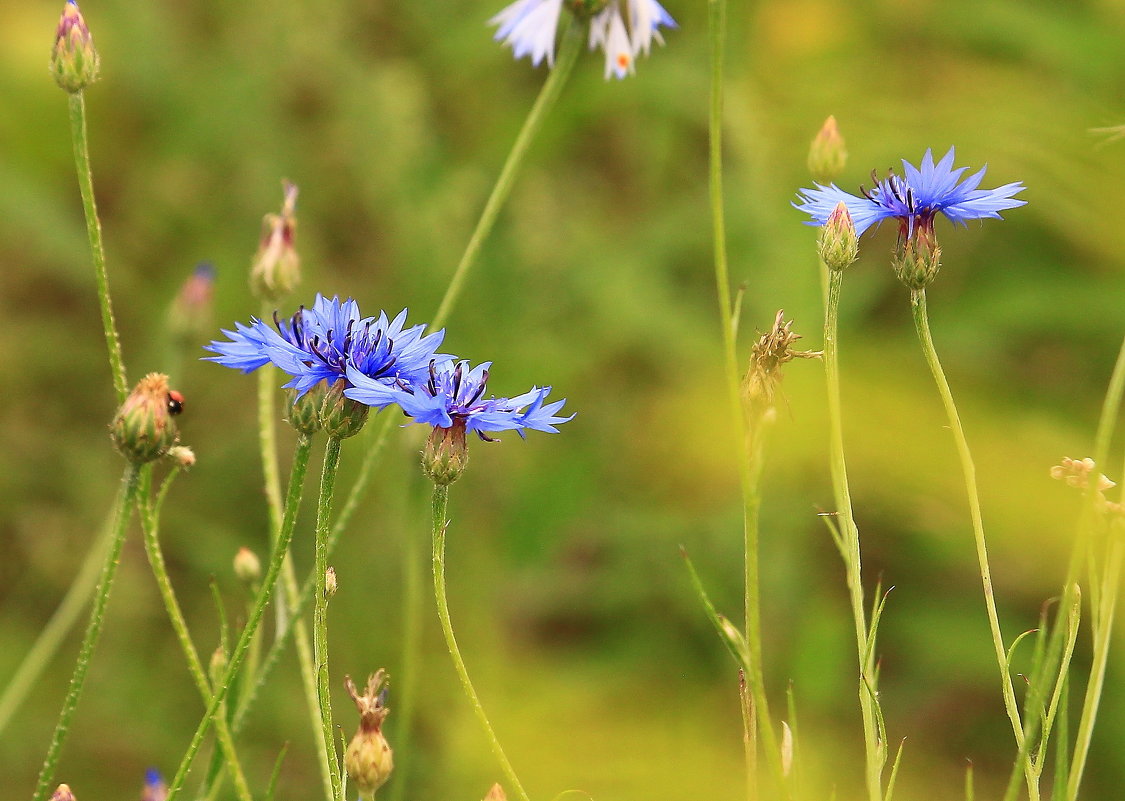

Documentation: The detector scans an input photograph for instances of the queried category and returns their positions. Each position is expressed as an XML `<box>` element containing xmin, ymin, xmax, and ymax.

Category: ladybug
<box><xmin>167</xmin><ymin>389</ymin><xmax>185</xmax><ymax>416</ymax></box>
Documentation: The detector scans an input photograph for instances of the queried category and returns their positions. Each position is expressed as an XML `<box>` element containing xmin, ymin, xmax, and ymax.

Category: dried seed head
<box><xmin>344</xmin><ymin>671</ymin><xmax>394</xmax><ymax>800</ymax></box>
<box><xmin>742</xmin><ymin>311</ymin><xmax>821</xmax><ymax>417</ymax></box>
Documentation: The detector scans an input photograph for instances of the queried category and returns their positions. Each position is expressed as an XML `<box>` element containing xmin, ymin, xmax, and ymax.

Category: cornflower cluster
<box><xmin>205</xmin><ymin>294</ymin><xmax>573</xmax><ymax>447</ymax></box>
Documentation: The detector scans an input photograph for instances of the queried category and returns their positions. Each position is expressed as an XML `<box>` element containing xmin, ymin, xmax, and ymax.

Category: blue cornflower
<box><xmin>204</xmin><ymin>295</ymin><xmax>448</xmax><ymax>403</ymax></box>
<box><xmin>142</xmin><ymin>769</ymin><xmax>168</xmax><ymax>801</ymax></box>
<box><xmin>794</xmin><ymin>147</ymin><xmax>1026</xmax><ymax>238</ymax></box>
<box><xmin>345</xmin><ymin>359</ymin><xmax>573</xmax><ymax>439</ymax></box>
<box><xmin>490</xmin><ymin>0</ymin><xmax>675</xmax><ymax>79</ymax></box>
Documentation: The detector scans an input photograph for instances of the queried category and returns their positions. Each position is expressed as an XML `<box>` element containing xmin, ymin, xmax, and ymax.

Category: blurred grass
<box><xmin>2</xmin><ymin>0</ymin><xmax>1125</xmax><ymax>799</ymax></box>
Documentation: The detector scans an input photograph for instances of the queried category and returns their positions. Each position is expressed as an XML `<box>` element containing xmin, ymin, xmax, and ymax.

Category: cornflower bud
<box><xmin>233</xmin><ymin>547</ymin><xmax>262</xmax><ymax>585</ymax></box>
<box><xmin>422</xmin><ymin>421</ymin><xmax>469</xmax><ymax>486</ymax></box>
<box><xmin>51</xmin><ymin>1</ymin><xmax>100</xmax><ymax>93</ymax></box>
<box><xmin>742</xmin><ymin>311</ymin><xmax>821</xmax><ymax>420</ymax></box>
<box><xmin>1049</xmin><ymin>457</ymin><xmax>1115</xmax><ymax>492</ymax></box>
<box><xmin>344</xmin><ymin>671</ymin><xmax>394</xmax><ymax>800</ymax></box>
<box><xmin>287</xmin><ymin>384</ymin><xmax>325</xmax><ymax>435</ymax></box>
<box><xmin>320</xmin><ymin>378</ymin><xmax>369</xmax><ymax>439</ymax></box>
<box><xmin>110</xmin><ymin>374</ymin><xmax>183</xmax><ymax>463</ymax></box>
<box><xmin>807</xmin><ymin>116</ymin><xmax>847</xmax><ymax>184</ymax></box>
<box><xmin>250</xmin><ymin>182</ymin><xmax>300</xmax><ymax>304</ymax></box>
<box><xmin>50</xmin><ymin>785</ymin><xmax>76</xmax><ymax>801</ymax></box>
<box><xmin>142</xmin><ymin>770</ymin><xmax>168</xmax><ymax>801</ymax></box>
<box><xmin>483</xmin><ymin>785</ymin><xmax>507</xmax><ymax>801</ymax></box>
<box><xmin>817</xmin><ymin>202</ymin><xmax>859</xmax><ymax>272</ymax></box>
<box><xmin>891</xmin><ymin>221</ymin><xmax>942</xmax><ymax>290</ymax></box>
<box><xmin>166</xmin><ymin>262</ymin><xmax>216</xmax><ymax>347</ymax></box>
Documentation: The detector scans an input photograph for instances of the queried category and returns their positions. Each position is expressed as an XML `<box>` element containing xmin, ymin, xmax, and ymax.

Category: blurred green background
<box><xmin>3</xmin><ymin>0</ymin><xmax>1125</xmax><ymax>798</ymax></box>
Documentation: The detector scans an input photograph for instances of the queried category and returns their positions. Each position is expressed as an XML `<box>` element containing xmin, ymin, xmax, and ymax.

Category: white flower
<box><xmin>490</xmin><ymin>0</ymin><xmax>565</xmax><ymax>67</ymax></box>
<box><xmin>490</xmin><ymin>0</ymin><xmax>676</xmax><ymax>79</ymax></box>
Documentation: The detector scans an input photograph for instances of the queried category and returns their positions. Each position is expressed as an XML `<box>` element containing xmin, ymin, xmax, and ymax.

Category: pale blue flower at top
<box><xmin>345</xmin><ymin>359</ymin><xmax>573</xmax><ymax>439</ymax></box>
<box><xmin>204</xmin><ymin>295</ymin><xmax>448</xmax><ymax>402</ymax></box>
<box><xmin>490</xmin><ymin>0</ymin><xmax>675</xmax><ymax>79</ymax></box>
<box><xmin>794</xmin><ymin>147</ymin><xmax>1026</xmax><ymax>237</ymax></box>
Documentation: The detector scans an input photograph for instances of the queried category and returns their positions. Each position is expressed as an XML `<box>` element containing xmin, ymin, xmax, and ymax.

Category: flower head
<box><xmin>794</xmin><ymin>147</ymin><xmax>1026</xmax><ymax>238</ymax></box>
<box><xmin>490</xmin><ymin>0</ymin><xmax>675</xmax><ymax>79</ymax></box>
<box><xmin>142</xmin><ymin>770</ymin><xmax>168</xmax><ymax>801</ymax></box>
<box><xmin>204</xmin><ymin>295</ymin><xmax>447</xmax><ymax>402</ymax></box>
<box><xmin>347</xmin><ymin>359</ymin><xmax>573</xmax><ymax>439</ymax></box>
<box><xmin>51</xmin><ymin>0</ymin><xmax>100</xmax><ymax>93</ymax></box>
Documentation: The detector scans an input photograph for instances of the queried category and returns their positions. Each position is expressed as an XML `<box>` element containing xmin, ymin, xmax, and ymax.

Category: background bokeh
<box><xmin>2</xmin><ymin>0</ymin><xmax>1125</xmax><ymax>798</ymax></box>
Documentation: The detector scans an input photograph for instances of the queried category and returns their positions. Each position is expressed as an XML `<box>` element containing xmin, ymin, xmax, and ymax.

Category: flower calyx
<box><xmin>110</xmin><ymin>374</ymin><xmax>183</xmax><ymax>464</ymax></box>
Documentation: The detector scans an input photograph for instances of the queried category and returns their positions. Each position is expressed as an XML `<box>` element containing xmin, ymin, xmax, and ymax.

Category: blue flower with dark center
<box><xmin>345</xmin><ymin>359</ymin><xmax>573</xmax><ymax>439</ymax></box>
<box><xmin>794</xmin><ymin>147</ymin><xmax>1026</xmax><ymax>238</ymax></box>
<box><xmin>204</xmin><ymin>294</ymin><xmax>448</xmax><ymax>401</ymax></box>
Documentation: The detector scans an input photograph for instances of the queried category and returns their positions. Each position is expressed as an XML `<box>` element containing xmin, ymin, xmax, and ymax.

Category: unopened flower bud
<box><xmin>422</xmin><ymin>421</ymin><xmax>469</xmax><ymax>486</ymax></box>
<box><xmin>50</xmin><ymin>785</ymin><xmax>76</xmax><ymax>801</ymax></box>
<box><xmin>325</xmin><ymin>566</ymin><xmax>338</xmax><ymax>598</ymax></box>
<box><xmin>51</xmin><ymin>1</ymin><xmax>100</xmax><ymax>93</ymax></box>
<box><xmin>1050</xmin><ymin>457</ymin><xmax>1116</xmax><ymax>492</ymax></box>
<box><xmin>110</xmin><ymin>374</ymin><xmax>182</xmax><ymax>463</ymax></box>
<box><xmin>166</xmin><ymin>445</ymin><xmax>196</xmax><ymax>469</ymax></box>
<box><xmin>287</xmin><ymin>385</ymin><xmax>325</xmax><ymax>435</ymax></box>
<box><xmin>807</xmin><ymin>116</ymin><xmax>847</xmax><ymax>184</ymax></box>
<box><xmin>234</xmin><ymin>547</ymin><xmax>262</xmax><ymax>584</ymax></box>
<box><xmin>483</xmin><ymin>785</ymin><xmax>507</xmax><ymax>801</ymax></box>
<box><xmin>250</xmin><ymin>182</ymin><xmax>300</xmax><ymax>304</ymax></box>
<box><xmin>817</xmin><ymin>202</ymin><xmax>859</xmax><ymax>272</ymax></box>
<box><xmin>320</xmin><ymin>379</ymin><xmax>369</xmax><ymax>439</ymax></box>
<box><xmin>166</xmin><ymin>263</ymin><xmax>216</xmax><ymax>347</ymax></box>
<box><xmin>142</xmin><ymin>769</ymin><xmax>168</xmax><ymax>801</ymax></box>
<box><xmin>892</xmin><ymin>223</ymin><xmax>942</xmax><ymax>290</ymax></box>
<box><xmin>344</xmin><ymin>671</ymin><xmax>394</xmax><ymax>800</ymax></box>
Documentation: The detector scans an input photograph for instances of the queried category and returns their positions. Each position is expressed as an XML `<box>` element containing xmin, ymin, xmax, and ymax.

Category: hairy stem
<box><xmin>32</xmin><ymin>463</ymin><xmax>141</xmax><ymax>801</ymax></box>
<box><xmin>165</xmin><ymin>434</ymin><xmax>313</xmax><ymax>801</ymax></box>
<box><xmin>431</xmin><ymin>483</ymin><xmax>530</xmax><ymax>801</ymax></box>
<box><xmin>314</xmin><ymin>436</ymin><xmax>345</xmax><ymax>801</ymax></box>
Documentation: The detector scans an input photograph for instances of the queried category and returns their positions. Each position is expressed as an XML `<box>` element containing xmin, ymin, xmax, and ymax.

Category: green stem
<box><xmin>1066</xmin><ymin>536</ymin><xmax>1124</xmax><ymax>797</ymax></box>
<box><xmin>387</xmin><ymin>478</ymin><xmax>425</xmax><ymax>801</ymax></box>
<box><xmin>706</xmin><ymin>0</ymin><xmax>782</xmax><ymax>790</ymax></box>
<box><xmin>909</xmin><ymin>289</ymin><xmax>1033</xmax><ymax>794</ymax></box>
<box><xmin>255</xmin><ymin>309</ymin><xmax>334</xmax><ymax>800</ymax></box>
<box><xmin>68</xmin><ymin>92</ymin><xmax>127</xmax><ymax>404</ymax></box>
<box><xmin>0</xmin><ymin>506</ymin><xmax>116</xmax><ymax>736</ymax></box>
<box><xmin>136</xmin><ymin>469</ymin><xmax>254</xmax><ymax>801</ymax></box>
<box><xmin>824</xmin><ymin>269</ymin><xmax>882</xmax><ymax>801</ymax></box>
<box><xmin>165</xmin><ymin>434</ymin><xmax>314</xmax><ymax>801</ymax></box>
<box><xmin>430</xmin><ymin>18</ymin><xmax>582</xmax><ymax>331</ymax></box>
<box><xmin>32</xmin><ymin>463</ymin><xmax>141</xmax><ymax>801</ymax></box>
<box><xmin>314</xmin><ymin>437</ymin><xmax>345</xmax><ymax>801</ymax></box>
<box><xmin>431</xmin><ymin>483</ymin><xmax>530</xmax><ymax>801</ymax></box>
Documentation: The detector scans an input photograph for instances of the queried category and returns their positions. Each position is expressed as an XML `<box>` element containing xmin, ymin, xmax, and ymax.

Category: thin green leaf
<box><xmin>264</xmin><ymin>742</ymin><xmax>290</xmax><ymax>801</ymax></box>
<box><xmin>884</xmin><ymin>738</ymin><xmax>906</xmax><ymax>801</ymax></box>
<box><xmin>680</xmin><ymin>547</ymin><xmax>750</xmax><ymax>670</ymax></box>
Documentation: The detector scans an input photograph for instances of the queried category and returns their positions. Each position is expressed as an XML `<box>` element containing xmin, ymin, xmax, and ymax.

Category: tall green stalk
<box><xmin>824</xmin><ymin>269</ymin><xmax>882</xmax><ymax>801</ymax></box>
<box><xmin>68</xmin><ymin>92</ymin><xmax>127</xmax><ymax>404</ymax></box>
<box><xmin>257</xmin><ymin>331</ymin><xmax>334</xmax><ymax>800</ymax></box>
<box><xmin>31</xmin><ymin>463</ymin><xmax>141</xmax><ymax>801</ymax></box>
<box><xmin>908</xmin><ymin>289</ymin><xmax>1034</xmax><ymax>797</ymax></box>
<box><xmin>137</xmin><ymin>469</ymin><xmax>253</xmax><ymax>801</ymax></box>
<box><xmin>706</xmin><ymin>0</ymin><xmax>782</xmax><ymax>790</ymax></box>
<box><xmin>165</xmin><ymin>434</ymin><xmax>314</xmax><ymax>801</ymax></box>
<box><xmin>430</xmin><ymin>483</ymin><xmax>530</xmax><ymax>801</ymax></box>
<box><xmin>313</xmin><ymin>436</ymin><xmax>346</xmax><ymax>801</ymax></box>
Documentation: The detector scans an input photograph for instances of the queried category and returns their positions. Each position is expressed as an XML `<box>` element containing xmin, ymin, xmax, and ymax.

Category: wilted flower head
<box><xmin>204</xmin><ymin>295</ymin><xmax>448</xmax><ymax>402</ymax></box>
<box><xmin>743</xmin><ymin>310</ymin><xmax>820</xmax><ymax>416</ymax></box>
<box><xmin>490</xmin><ymin>0</ymin><xmax>675</xmax><ymax>79</ymax></box>
<box><xmin>344</xmin><ymin>671</ymin><xmax>394</xmax><ymax>800</ymax></box>
<box><xmin>795</xmin><ymin>147</ymin><xmax>1026</xmax><ymax>239</ymax></box>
